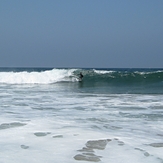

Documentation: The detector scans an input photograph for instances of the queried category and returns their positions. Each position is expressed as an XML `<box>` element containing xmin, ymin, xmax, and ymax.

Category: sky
<box><xmin>0</xmin><ymin>0</ymin><xmax>163</xmax><ymax>68</ymax></box>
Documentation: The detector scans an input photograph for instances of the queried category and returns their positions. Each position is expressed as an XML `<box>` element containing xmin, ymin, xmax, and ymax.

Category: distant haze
<box><xmin>1</xmin><ymin>0</ymin><xmax>163</xmax><ymax>68</ymax></box>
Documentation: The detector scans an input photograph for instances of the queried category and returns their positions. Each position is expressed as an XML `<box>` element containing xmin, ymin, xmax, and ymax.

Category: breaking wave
<box><xmin>0</xmin><ymin>68</ymin><xmax>77</xmax><ymax>84</ymax></box>
<box><xmin>0</xmin><ymin>68</ymin><xmax>163</xmax><ymax>86</ymax></box>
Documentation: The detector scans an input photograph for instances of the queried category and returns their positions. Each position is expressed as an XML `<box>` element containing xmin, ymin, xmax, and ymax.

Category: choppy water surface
<box><xmin>0</xmin><ymin>68</ymin><xmax>163</xmax><ymax>163</ymax></box>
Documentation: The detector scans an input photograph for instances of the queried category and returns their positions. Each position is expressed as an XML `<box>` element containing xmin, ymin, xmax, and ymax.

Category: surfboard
<box><xmin>78</xmin><ymin>78</ymin><xmax>82</xmax><ymax>82</ymax></box>
<box><xmin>73</xmin><ymin>75</ymin><xmax>83</xmax><ymax>82</ymax></box>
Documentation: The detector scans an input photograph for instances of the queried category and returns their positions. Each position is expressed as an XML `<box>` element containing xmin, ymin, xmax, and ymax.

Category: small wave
<box><xmin>82</xmin><ymin>69</ymin><xmax>163</xmax><ymax>86</ymax></box>
<box><xmin>135</xmin><ymin>70</ymin><xmax>163</xmax><ymax>75</ymax></box>
<box><xmin>93</xmin><ymin>69</ymin><xmax>115</xmax><ymax>74</ymax></box>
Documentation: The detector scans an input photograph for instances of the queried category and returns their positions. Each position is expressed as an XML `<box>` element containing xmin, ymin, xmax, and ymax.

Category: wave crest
<box><xmin>0</xmin><ymin>69</ymin><xmax>76</xmax><ymax>84</ymax></box>
<box><xmin>0</xmin><ymin>68</ymin><xmax>163</xmax><ymax>86</ymax></box>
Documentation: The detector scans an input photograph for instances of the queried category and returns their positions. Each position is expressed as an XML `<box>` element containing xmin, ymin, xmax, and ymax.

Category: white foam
<box><xmin>0</xmin><ymin>83</ymin><xmax>163</xmax><ymax>163</ymax></box>
<box><xmin>0</xmin><ymin>69</ymin><xmax>76</xmax><ymax>84</ymax></box>
<box><xmin>93</xmin><ymin>69</ymin><xmax>115</xmax><ymax>74</ymax></box>
<box><xmin>135</xmin><ymin>70</ymin><xmax>163</xmax><ymax>75</ymax></box>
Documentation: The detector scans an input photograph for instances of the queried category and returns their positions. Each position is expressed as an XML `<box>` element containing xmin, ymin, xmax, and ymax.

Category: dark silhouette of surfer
<box><xmin>79</xmin><ymin>72</ymin><xmax>83</xmax><ymax>80</ymax></box>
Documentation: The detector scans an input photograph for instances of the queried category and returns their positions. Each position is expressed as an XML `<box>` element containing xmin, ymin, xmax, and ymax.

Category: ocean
<box><xmin>0</xmin><ymin>68</ymin><xmax>163</xmax><ymax>163</ymax></box>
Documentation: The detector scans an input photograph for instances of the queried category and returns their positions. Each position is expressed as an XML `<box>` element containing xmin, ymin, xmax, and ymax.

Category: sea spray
<box><xmin>0</xmin><ymin>67</ymin><xmax>163</xmax><ymax>163</ymax></box>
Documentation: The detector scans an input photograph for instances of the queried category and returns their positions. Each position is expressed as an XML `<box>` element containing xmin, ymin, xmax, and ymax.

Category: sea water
<box><xmin>0</xmin><ymin>68</ymin><xmax>163</xmax><ymax>163</ymax></box>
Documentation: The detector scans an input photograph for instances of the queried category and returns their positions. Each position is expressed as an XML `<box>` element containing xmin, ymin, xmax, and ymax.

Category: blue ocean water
<box><xmin>0</xmin><ymin>68</ymin><xmax>163</xmax><ymax>163</ymax></box>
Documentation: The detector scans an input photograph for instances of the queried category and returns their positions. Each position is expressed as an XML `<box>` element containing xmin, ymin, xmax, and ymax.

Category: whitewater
<box><xmin>0</xmin><ymin>68</ymin><xmax>163</xmax><ymax>163</ymax></box>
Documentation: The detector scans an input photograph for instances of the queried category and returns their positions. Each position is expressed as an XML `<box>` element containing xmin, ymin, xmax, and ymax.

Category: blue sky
<box><xmin>1</xmin><ymin>0</ymin><xmax>163</xmax><ymax>68</ymax></box>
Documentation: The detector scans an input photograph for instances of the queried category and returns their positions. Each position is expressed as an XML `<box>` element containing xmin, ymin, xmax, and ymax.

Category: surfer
<box><xmin>79</xmin><ymin>72</ymin><xmax>83</xmax><ymax>80</ymax></box>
